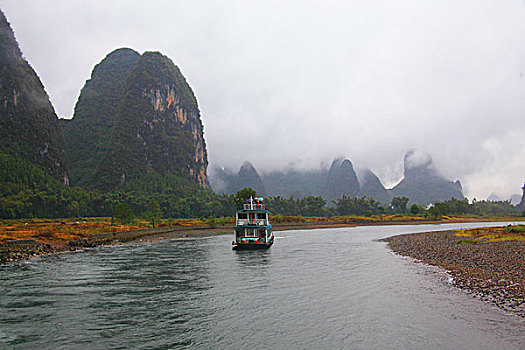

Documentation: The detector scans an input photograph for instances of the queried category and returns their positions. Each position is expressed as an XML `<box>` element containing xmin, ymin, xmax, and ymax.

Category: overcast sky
<box><xmin>2</xmin><ymin>0</ymin><xmax>525</xmax><ymax>200</ymax></box>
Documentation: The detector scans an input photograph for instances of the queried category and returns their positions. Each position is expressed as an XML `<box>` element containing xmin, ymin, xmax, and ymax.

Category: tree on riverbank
<box><xmin>234</xmin><ymin>188</ymin><xmax>257</xmax><ymax>209</ymax></box>
<box><xmin>114</xmin><ymin>203</ymin><xmax>134</xmax><ymax>224</ymax></box>
<box><xmin>143</xmin><ymin>199</ymin><xmax>163</xmax><ymax>227</ymax></box>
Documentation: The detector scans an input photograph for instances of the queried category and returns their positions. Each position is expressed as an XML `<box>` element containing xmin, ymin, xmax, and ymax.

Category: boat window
<box><xmin>256</xmin><ymin>213</ymin><xmax>267</xmax><ymax>220</ymax></box>
<box><xmin>237</xmin><ymin>213</ymin><xmax>248</xmax><ymax>219</ymax></box>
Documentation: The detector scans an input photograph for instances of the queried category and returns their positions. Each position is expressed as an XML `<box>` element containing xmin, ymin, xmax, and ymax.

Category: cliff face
<box><xmin>0</xmin><ymin>10</ymin><xmax>68</xmax><ymax>184</ymax></box>
<box><xmin>390</xmin><ymin>149</ymin><xmax>464</xmax><ymax>205</ymax></box>
<box><xmin>63</xmin><ymin>49</ymin><xmax>208</xmax><ymax>191</ymax></box>
<box><xmin>326</xmin><ymin>158</ymin><xmax>361</xmax><ymax>200</ymax></box>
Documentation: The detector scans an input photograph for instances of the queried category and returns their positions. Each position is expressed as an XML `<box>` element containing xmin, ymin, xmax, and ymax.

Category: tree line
<box><xmin>0</xmin><ymin>155</ymin><xmax>521</xmax><ymax>222</ymax></box>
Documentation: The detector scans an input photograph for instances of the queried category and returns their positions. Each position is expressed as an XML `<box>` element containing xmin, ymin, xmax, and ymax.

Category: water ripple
<box><xmin>1</xmin><ymin>223</ymin><xmax>524</xmax><ymax>349</ymax></box>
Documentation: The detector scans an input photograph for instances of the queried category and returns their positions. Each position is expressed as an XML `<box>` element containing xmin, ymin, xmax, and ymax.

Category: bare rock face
<box><xmin>390</xmin><ymin>149</ymin><xmax>464</xmax><ymax>205</ymax></box>
<box><xmin>0</xmin><ymin>10</ymin><xmax>69</xmax><ymax>184</ymax></box>
<box><xmin>63</xmin><ymin>49</ymin><xmax>208</xmax><ymax>191</ymax></box>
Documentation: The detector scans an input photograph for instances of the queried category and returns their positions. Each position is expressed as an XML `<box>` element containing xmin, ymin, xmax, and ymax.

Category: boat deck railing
<box><xmin>236</xmin><ymin>219</ymin><xmax>268</xmax><ymax>226</ymax></box>
<box><xmin>243</xmin><ymin>203</ymin><xmax>265</xmax><ymax>210</ymax></box>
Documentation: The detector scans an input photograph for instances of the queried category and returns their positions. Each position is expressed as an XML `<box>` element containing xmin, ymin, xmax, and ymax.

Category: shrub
<box><xmin>503</xmin><ymin>225</ymin><xmax>525</xmax><ymax>233</ymax></box>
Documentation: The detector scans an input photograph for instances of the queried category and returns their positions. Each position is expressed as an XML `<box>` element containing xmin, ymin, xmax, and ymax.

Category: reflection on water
<box><xmin>1</xmin><ymin>222</ymin><xmax>524</xmax><ymax>349</ymax></box>
<box><xmin>235</xmin><ymin>249</ymin><xmax>272</xmax><ymax>268</ymax></box>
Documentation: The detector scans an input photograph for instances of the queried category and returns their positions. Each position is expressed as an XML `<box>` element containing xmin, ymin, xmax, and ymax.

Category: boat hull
<box><xmin>232</xmin><ymin>237</ymin><xmax>274</xmax><ymax>250</ymax></box>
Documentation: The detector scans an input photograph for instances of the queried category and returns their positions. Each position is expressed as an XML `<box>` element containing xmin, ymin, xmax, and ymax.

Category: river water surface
<box><xmin>1</xmin><ymin>222</ymin><xmax>524</xmax><ymax>349</ymax></box>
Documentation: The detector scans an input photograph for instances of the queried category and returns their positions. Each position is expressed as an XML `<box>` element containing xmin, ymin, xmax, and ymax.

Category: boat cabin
<box><xmin>233</xmin><ymin>197</ymin><xmax>274</xmax><ymax>249</ymax></box>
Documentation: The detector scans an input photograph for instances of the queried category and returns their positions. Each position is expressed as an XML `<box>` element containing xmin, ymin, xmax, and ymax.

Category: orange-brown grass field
<box><xmin>272</xmin><ymin>214</ymin><xmax>433</xmax><ymax>224</ymax></box>
<box><xmin>271</xmin><ymin>214</ymin><xmax>518</xmax><ymax>225</ymax></box>
<box><xmin>456</xmin><ymin>225</ymin><xmax>525</xmax><ymax>243</ymax></box>
<box><xmin>0</xmin><ymin>217</ymin><xmax>233</xmax><ymax>245</ymax></box>
<box><xmin>0</xmin><ymin>215</ymin><xmax>520</xmax><ymax>247</ymax></box>
<box><xmin>0</xmin><ymin>218</ymin><xmax>150</xmax><ymax>245</ymax></box>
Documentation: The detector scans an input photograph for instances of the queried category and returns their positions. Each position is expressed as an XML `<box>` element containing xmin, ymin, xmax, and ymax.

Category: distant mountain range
<box><xmin>390</xmin><ymin>149</ymin><xmax>463</xmax><ymax>205</ymax></box>
<box><xmin>211</xmin><ymin>149</ymin><xmax>467</xmax><ymax>205</ymax></box>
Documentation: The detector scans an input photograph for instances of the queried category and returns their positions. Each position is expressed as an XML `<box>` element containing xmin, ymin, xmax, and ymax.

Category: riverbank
<box><xmin>385</xmin><ymin>229</ymin><xmax>525</xmax><ymax>317</ymax></box>
<box><xmin>1</xmin><ymin>215</ymin><xmax>520</xmax><ymax>264</ymax></box>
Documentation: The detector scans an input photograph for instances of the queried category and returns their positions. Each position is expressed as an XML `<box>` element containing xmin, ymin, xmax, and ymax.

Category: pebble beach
<box><xmin>386</xmin><ymin>230</ymin><xmax>525</xmax><ymax>317</ymax></box>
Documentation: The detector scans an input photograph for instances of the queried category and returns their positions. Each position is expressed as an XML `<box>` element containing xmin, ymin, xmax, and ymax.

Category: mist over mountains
<box><xmin>210</xmin><ymin>149</ymin><xmax>467</xmax><ymax>205</ymax></box>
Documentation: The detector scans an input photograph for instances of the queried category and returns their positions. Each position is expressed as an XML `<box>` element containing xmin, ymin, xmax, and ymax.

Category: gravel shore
<box><xmin>385</xmin><ymin>230</ymin><xmax>525</xmax><ymax>317</ymax></box>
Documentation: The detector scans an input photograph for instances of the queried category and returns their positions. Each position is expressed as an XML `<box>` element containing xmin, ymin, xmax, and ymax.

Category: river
<box><xmin>1</xmin><ymin>222</ymin><xmax>524</xmax><ymax>349</ymax></box>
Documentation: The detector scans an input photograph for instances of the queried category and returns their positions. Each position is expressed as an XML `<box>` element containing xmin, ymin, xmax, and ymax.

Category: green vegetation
<box><xmin>61</xmin><ymin>48</ymin><xmax>141</xmax><ymax>188</ymax></box>
<box><xmin>234</xmin><ymin>188</ymin><xmax>258</xmax><ymax>209</ymax></box>
<box><xmin>61</xmin><ymin>48</ymin><xmax>207</xmax><ymax>193</ymax></box>
<box><xmin>390</xmin><ymin>197</ymin><xmax>409</xmax><ymax>213</ymax></box>
<box><xmin>114</xmin><ymin>203</ymin><xmax>134</xmax><ymax>224</ymax></box>
<box><xmin>206</xmin><ymin>216</ymin><xmax>217</xmax><ymax>228</ymax></box>
<box><xmin>428</xmin><ymin>198</ymin><xmax>516</xmax><ymax>217</ymax></box>
<box><xmin>143</xmin><ymin>199</ymin><xmax>163</xmax><ymax>227</ymax></box>
<box><xmin>503</xmin><ymin>224</ymin><xmax>525</xmax><ymax>233</ymax></box>
<box><xmin>0</xmin><ymin>26</ymin><xmax>521</xmax><ymax>223</ymax></box>
<box><xmin>1</xmin><ymin>163</ymin><xmax>522</xmax><ymax>221</ymax></box>
<box><xmin>457</xmin><ymin>225</ymin><xmax>525</xmax><ymax>242</ymax></box>
<box><xmin>0</xmin><ymin>11</ymin><xmax>68</xmax><ymax>183</ymax></box>
<box><xmin>410</xmin><ymin>204</ymin><xmax>421</xmax><ymax>215</ymax></box>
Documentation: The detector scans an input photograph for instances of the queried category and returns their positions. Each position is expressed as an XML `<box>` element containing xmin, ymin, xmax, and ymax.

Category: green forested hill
<box><xmin>0</xmin><ymin>8</ymin><xmax>215</xmax><ymax>219</ymax></box>
<box><xmin>60</xmin><ymin>48</ymin><xmax>141</xmax><ymax>188</ymax></box>
<box><xmin>0</xmin><ymin>10</ymin><xmax>69</xmax><ymax>184</ymax></box>
<box><xmin>63</xmin><ymin>49</ymin><xmax>208</xmax><ymax>193</ymax></box>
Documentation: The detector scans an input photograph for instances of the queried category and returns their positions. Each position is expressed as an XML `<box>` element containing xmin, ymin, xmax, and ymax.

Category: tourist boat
<box><xmin>232</xmin><ymin>197</ymin><xmax>274</xmax><ymax>250</ymax></box>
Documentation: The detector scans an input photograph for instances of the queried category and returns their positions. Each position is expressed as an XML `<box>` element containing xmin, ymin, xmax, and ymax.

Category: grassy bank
<box><xmin>1</xmin><ymin>214</ymin><xmax>522</xmax><ymax>263</ymax></box>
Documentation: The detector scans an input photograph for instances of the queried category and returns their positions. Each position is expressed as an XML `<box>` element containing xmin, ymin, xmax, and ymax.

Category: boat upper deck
<box><xmin>236</xmin><ymin>202</ymin><xmax>270</xmax><ymax>227</ymax></box>
<box><xmin>239</xmin><ymin>203</ymin><xmax>267</xmax><ymax>211</ymax></box>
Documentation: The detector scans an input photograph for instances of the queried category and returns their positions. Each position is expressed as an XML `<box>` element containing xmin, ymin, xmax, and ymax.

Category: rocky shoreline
<box><xmin>385</xmin><ymin>230</ymin><xmax>525</xmax><ymax>317</ymax></box>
